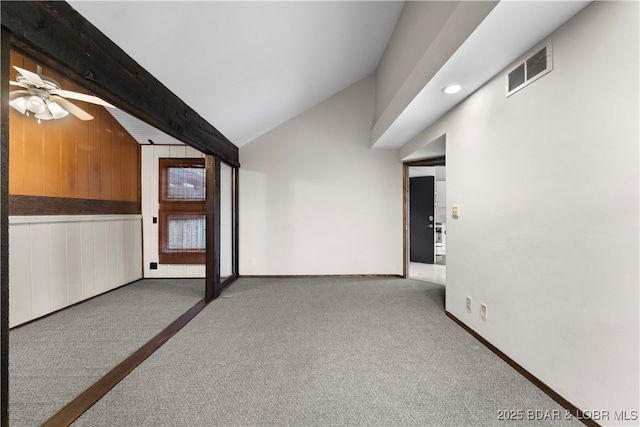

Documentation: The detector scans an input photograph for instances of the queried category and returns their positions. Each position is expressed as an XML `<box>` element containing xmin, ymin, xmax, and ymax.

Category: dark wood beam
<box><xmin>233</xmin><ymin>167</ymin><xmax>239</xmax><ymax>277</ymax></box>
<box><xmin>9</xmin><ymin>196</ymin><xmax>140</xmax><ymax>216</ymax></box>
<box><xmin>0</xmin><ymin>26</ymin><xmax>10</xmax><ymax>427</ymax></box>
<box><xmin>404</xmin><ymin>156</ymin><xmax>446</xmax><ymax>167</ymax></box>
<box><xmin>205</xmin><ymin>155</ymin><xmax>221</xmax><ymax>300</ymax></box>
<box><xmin>1</xmin><ymin>1</ymin><xmax>239</xmax><ymax>167</ymax></box>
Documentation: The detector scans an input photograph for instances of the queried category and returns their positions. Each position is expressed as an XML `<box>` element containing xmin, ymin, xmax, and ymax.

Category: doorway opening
<box><xmin>404</xmin><ymin>158</ymin><xmax>446</xmax><ymax>285</ymax></box>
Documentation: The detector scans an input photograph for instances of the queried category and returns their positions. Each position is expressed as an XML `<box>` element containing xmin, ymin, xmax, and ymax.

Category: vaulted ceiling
<box><xmin>67</xmin><ymin>1</ymin><xmax>590</xmax><ymax>151</ymax></box>
<box><xmin>68</xmin><ymin>1</ymin><xmax>403</xmax><ymax>146</ymax></box>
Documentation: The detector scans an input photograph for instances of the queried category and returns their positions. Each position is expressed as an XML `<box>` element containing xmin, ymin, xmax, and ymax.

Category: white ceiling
<box><xmin>68</xmin><ymin>1</ymin><xmax>590</xmax><ymax>152</ymax></box>
<box><xmin>68</xmin><ymin>0</ymin><xmax>403</xmax><ymax>147</ymax></box>
<box><xmin>372</xmin><ymin>0</ymin><xmax>591</xmax><ymax>149</ymax></box>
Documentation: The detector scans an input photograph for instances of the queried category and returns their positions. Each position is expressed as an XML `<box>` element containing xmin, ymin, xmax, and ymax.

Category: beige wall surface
<box><xmin>240</xmin><ymin>76</ymin><xmax>402</xmax><ymax>275</ymax></box>
<box><xmin>401</xmin><ymin>2</ymin><xmax>639</xmax><ymax>424</ymax></box>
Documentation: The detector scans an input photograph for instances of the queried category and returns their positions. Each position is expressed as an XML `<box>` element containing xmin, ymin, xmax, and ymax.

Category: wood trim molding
<box><xmin>232</xmin><ymin>167</ymin><xmax>239</xmax><ymax>277</ymax></box>
<box><xmin>445</xmin><ymin>311</ymin><xmax>599</xmax><ymax>427</ymax></box>
<box><xmin>404</xmin><ymin>156</ymin><xmax>446</xmax><ymax>167</ymax></box>
<box><xmin>1</xmin><ymin>2</ymin><xmax>239</xmax><ymax>166</ymax></box>
<box><xmin>1</xmin><ymin>26</ymin><xmax>10</xmax><ymax>427</ymax></box>
<box><xmin>402</xmin><ymin>163</ymin><xmax>408</xmax><ymax>278</ymax></box>
<box><xmin>220</xmin><ymin>274</ymin><xmax>239</xmax><ymax>294</ymax></box>
<box><xmin>42</xmin><ymin>298</ymin><xmax>210</xmax><ymax>427</ymax></box>
<box><xmin>238</xmin><ymin>274</ymin><xmax>404</xmax><ymax>279</ymax></box>
<box><xmin>9</xmin><ymin>195</ymin><xmax>140</xmax><ymax>216</ymax></box>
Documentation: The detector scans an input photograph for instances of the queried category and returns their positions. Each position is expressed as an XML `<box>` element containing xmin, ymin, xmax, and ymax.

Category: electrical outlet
<box><xmin>480</xmin><ymin>304</ymin><xmax>487</xmax><ymax>319</ymax></box>
<box><xmin>466</xmin><ymin>296</ymin><xmax>472</xmax><ymax>310</ymax></box>
<box><xmin>150</xmin><ymin>262</ymin><xmax>158</xmax><ymax>270</ymax></box>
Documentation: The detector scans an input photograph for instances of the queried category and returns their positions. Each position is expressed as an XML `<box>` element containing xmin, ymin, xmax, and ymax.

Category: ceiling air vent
<box><xmin>506</xmin><ymin>43</ymin><xmax>552</xmax><ymax>97</ymax></box>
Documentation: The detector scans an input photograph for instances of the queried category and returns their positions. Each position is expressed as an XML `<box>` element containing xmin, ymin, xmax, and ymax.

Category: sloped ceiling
<box><xmin>68</xmin><ymin>1</ymin><xmax>590</xmax><ymax>152</ymax></box>
<box><xmin>68</xmin><ymin>1</ymin><xmax>404</xmax><ymax>147</ymax></box>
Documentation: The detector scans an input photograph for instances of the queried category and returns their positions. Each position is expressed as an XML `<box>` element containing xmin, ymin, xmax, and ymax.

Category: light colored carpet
<box><xmin>9</xmin><ymin>278</ymin><xmax>204</xmax><ymax>427</ymax></box>
<box><xmin>73</xmin><ymin>277</ymin><xmax>581</xmax><ymax>426</ymax></box>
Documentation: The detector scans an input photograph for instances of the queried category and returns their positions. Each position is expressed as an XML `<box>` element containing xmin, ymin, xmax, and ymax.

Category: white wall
<box><xmin>141</xmin><ymin>145</ymin><xmax>206</xmax><ymax>278</ymax></box>
<box><xmin>239</xmin><ymin>75</ymin><xmax>402</xmax><ymax>275</ymax></box>
<box><xmin>401</xmin><ymin>2</ymin><xmax>638</xmax><ymax>423</ymax></box>
<box><xmin>9</xmin><ymin>215</ymin><xmax>142</xmax><ymax>327</ymax></box>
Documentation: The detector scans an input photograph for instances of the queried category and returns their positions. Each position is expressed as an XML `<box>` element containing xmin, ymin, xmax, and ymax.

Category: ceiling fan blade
<box><xmin>51</xmin><ymin>96</ymin><xmax>94</xmax><ymax>121</ymax></box>
<box><xmin>13</xmin><ymin>66</ymin><xmax>45</xmax><ymax>87</ymax></box>
<box><xmin>55</xmin><ymin>89</ymin><xmax>115</xmax><ymax>108</ymax></box>
<box><xmin>10</xmin><ymin>81</ymin><xmax>27</xmax><ymax>87</ymax></box>
<box><xmin>10</xmin><ymin>90</ymin><xmax>28</xmax><ymax>100</ymax></box>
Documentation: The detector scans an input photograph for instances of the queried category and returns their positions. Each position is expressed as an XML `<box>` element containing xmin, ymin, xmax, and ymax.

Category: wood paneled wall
<box><xmin>8</xmin><ymin>51</ymin><xmax>140</xmax><ymax>204</ymax></box>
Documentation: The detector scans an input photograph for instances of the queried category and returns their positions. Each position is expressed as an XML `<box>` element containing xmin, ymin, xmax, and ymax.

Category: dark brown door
<box><xmin>410</xmin><ymin>176</ymin><xmax>435</xmax><ymax>264</ymax></box>
<box><xmin>158</xmin><ymin>158</ymin><xmax>206</xmax><ymax>264</ymax></box>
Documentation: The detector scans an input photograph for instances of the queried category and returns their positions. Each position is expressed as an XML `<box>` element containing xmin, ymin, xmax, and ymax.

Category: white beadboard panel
<box><xmin>9</xmin><ymin>224</ymin><xmax>32</xmax><ymax>327</ymax></box>
<box><xmin>115</xmin><ymin>220</ymin><xmax>126</xmax><ymax>285</ymax></box>
<box><xmin>154</xmin><ymin>145</ymin><xmax>172</xmax><ymax>159</ymax></box>
<box><xmin>9</xmin><ymin>215</ymin><xmax>143</xmax><ymax>327</ymax></box>
<box><xmin>104</xmin><ymin>221</ymin><xmax>118</xmax><ymax>292</ymax></box>
<box><xmin>29</xmin><ymin>223</ymin><xmax>52</xmax><ymax>319</ymax></box>
<box><xmin>185</xmin><ymin>146</ymin><xmax>205</xmax><ymax>158</ymax></box>
<box><xmin>93</xmin><ymin>221</ymin><xmax>108</xmax><ymax>295</ymax></box>
<box><xmin>80</xmin><ymin>221</ymin><xmax>96</xmax><ymax>299</ymax></box>
<box><xmin>142</xmin><ymin>144</ymin><xmax>205</xmax><ymax>278</ymax></box>
<box><xmin>184</xmin><ymin>264</ymin><xmax>205</xmax><ymax>279</ymax></box>
<box><xmin>154</xmin><ymin>263</ymin><xmax>170</xmax><ymax>278</ymax></box>
<box><xmin>66</xmin><ymin>222</ymin><xmax>84</xmax><ymax>305</ymax></box>
<box><xmin>168</xmin><ymin>264</ymin><xmax>187</xmax><ymax>277</ymax></box>
<box><xmin>169</xmin><ymin>145</ymin><xmax>187</xmax><ymax>158</ymax></box>
<box><xmin>49</xmin><ymin>223</ymin><xmax>68</xmax><ymax>312</ymax></box>
<box><xmin>125</xmin><ymin>219</ymin><xmax>142</xmax><ymax>282</ymax></box>
<box><xmin>141</xmin><ymin>146</ymin><xmax>157</xmax><ymax>278</ymax></box>
<box><xmin>141</xmin><ymin>146</ymin><xmax>155</xmax><ymax>218</ymax></box>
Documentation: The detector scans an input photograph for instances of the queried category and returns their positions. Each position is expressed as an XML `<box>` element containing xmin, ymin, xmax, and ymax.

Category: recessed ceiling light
<box><xmin>442</xmin><ymin>84</ymin><xmax>462</xmax><ymax>94</ymax></box>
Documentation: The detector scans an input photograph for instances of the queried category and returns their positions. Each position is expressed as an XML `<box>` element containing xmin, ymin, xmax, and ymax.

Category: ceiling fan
<box><xmin>9</xmin><ymin>65</ymin><xmax>115</xmax><ymax>122</ymax></box>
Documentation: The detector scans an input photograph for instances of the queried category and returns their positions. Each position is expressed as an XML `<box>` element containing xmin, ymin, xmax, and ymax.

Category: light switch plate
<box><xmin>452</xmin><ymin>205</ymin><xmax>459</xmax><ymax>218</ymax></box>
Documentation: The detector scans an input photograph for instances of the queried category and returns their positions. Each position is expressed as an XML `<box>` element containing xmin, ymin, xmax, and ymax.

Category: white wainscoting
<box><xmin>141</xmin><ymin>145</ymin><xmax>206</xmax><ymax>278</ymax></box>
<box><xmin>9</xmin><ymin>215</ymin><xmax>143</xmax><ymax>327</ymax></box>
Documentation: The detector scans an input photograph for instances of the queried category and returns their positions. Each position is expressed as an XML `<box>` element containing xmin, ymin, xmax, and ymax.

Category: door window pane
<box><xmin>167</xmin><ymin>214</ymin><xmax>206</xmax><ymax>250</ymax></box>
<box><xmin>167</xmin><ymin>167</ymin><xmax>205</xmax><ymax>200</ymax></box>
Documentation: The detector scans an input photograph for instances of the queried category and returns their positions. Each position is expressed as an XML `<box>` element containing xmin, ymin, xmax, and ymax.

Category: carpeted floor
<box><xmin>72</xmin><ymin>277</ymin><xmax>581</xmax><ymax>426</ymax></box>
<box><xmin>9</xmin><ymin>278</ymin><xmax>204</xmax><ymax>427</ymax></box>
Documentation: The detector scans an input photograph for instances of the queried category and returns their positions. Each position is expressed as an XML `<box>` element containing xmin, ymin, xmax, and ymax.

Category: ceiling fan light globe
<box><xmin>9</xmin><ymin>96</ymin><xmax>28</xmax><ymax>115</ymax></box>
<box><xmin>47</xmin><ymin>101</ymin><xmax>69</xmax><ymax>119</ymax></box>
<box><xmin>26</xmin><ymin>95</ymin><xmax>46</xmax><ymax>113</ymax></box>
<box><xmin>35</xmin><ymin>109</ymin><xmax>53</xmax><ymax>121</ymax></box>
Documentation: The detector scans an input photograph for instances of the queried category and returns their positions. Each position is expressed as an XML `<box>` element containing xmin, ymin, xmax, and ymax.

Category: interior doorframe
<box><xmin>403</xmin><ymin>156</ymin><xmax>446</xmax><ymax>279</ymax></box>
<box><xmin>0</xmin><ymin>26</ymin><xmax>10</xmax><ymax>427</ymax></box>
